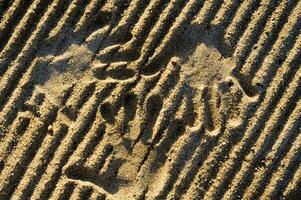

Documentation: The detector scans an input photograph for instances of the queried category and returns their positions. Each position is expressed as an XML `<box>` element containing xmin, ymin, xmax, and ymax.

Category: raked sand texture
<box><xmin>0</xmin><ymin>0</ymin><xmax>301</xmax><ymax>199</ymax></box>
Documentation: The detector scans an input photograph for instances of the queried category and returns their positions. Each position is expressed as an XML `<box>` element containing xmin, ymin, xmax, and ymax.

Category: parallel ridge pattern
<box><xmin>0</xmin><ymin>0</ymin><xmax>300</xmax><ymax>199</ymax></box>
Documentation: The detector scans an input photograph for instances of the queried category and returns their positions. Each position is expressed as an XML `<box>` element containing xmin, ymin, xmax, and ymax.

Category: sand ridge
<box><xmin>0</xmin><ymin>0</ymin><xmax>300</xmax><ymax>199</ymax></box>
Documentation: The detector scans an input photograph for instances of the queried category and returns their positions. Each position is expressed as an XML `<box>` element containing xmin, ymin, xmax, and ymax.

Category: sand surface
<box><xmin>0</xmin><ymin>0</ymin><xmax>301</xmax><ymax>199</ymax></box>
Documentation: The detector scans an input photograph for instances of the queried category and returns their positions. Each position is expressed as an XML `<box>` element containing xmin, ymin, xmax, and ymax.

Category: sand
<box><xmin>0</xmin><ymin>0</ymin><xmax>301</xmax><ymax>199</ymax></box>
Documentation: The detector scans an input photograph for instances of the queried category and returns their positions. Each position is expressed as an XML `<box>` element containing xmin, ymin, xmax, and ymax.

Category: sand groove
<box><xmin>0</xmin><ymin>0</ymin><xmax>300</xmax><ymax>199</ymax></box>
